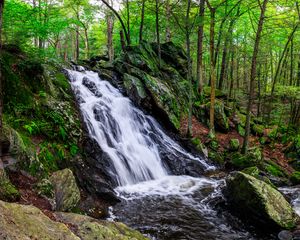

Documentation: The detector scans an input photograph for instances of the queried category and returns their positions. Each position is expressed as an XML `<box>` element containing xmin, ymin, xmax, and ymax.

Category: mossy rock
<box><xmin>229</xmin><ymin>147</ymin><xmax>262</xmax><ymax>169</ymax></box>
<box><xmin>0</xmin><ymin>200</ymin><xmax>79</xmax><ymax>239</ymax></box>
<box><xmin>237</xmin><ymin>124</ymin><xmax>245</xmax><ymax>136</ymax></box>
<box><xmin>242</xmin><ymin>167</ymin><xmax>276</xmax><ymax>188</ymax></box>
<box><xmin>123</xmin><ymin>73</ymin><xmax>147</xmax><ymax>103</ymax></box>
<box><xmin>290</xmin><ymin>172</ymin><xmax>300</xmax><ymax>185</ymax></box>
<box><xmin>203</xmin><ymin>86</ymin><xmax>226</xmax><ymax>98</ymax></box>
<box><xmin>226</xmin><ymin>172</ymin><xmax>298</xmax><ymax>230</ymax></box>
<box><xmin>229</xmin><ymin>139</ymin><xmax>240</xmax><ymax>151</ymax></box>
<box><xmin>251</xmin><ymin>124</ymin><xmax>264</xmax><ymax>137</ymax></box>
<box><xmin>206</xmin><ymin>100</ymin><xmax>229</xmax><ymax>132</ymax></box>
<box><xmin>50</xmin><ymin>168</ymin><xmax>81</xmax><ymax>212</ymax></box>
<box><xmin>264</xmin><ymin>161</ymin><xmax>287</xmax><ymax>178</ymax></box>
<box><xmin>54</xmin><ymin>212</ymin><xmax>149</xmax><ymax>240</ymax></box>
<box><xmin>208</xmin><ymin>151</ymin><xmax>224</xmax><ymax>166</ymax></box>
<box><xmin>35</xmin><ymin>178</ymin><xmax>54</xmax><ymax>198</ymax></box>
<box><xmin>0</xmin><ymin>169</ymin><xmax>20</xmax><ymax>202</ymax></box>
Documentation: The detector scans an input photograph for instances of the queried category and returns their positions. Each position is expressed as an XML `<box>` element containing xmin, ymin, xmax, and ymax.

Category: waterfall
<box><xmin>67</xmin><ymin>68</ymin><xmax>212</xmax><ymax>186</ymax></box>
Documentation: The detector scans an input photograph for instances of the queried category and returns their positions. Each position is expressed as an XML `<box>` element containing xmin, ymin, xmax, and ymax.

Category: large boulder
<box><xmin>54</xmin><ymin>212</ymin><xmax>149</xmax><ymax>240</ymax></box>
<box><xmin>0</xmin><ymin>200</ymin><xmax>79</xmax><ymax>239</ymax></box>
<box><xmin>225</xmin><ymin>172</ymin><xmax>298</xmax><ymax>230</ymax></box>
<box><xmin>113</xmin><ymin>42</ymin><xmax>190</xmax><ymax>130</ymax></box>
<box><xmin>0</xmin><ymin>169</ymin><xmax>20</xmax><ymax>202</ymax></box>
<box><xmin>50</xmin><ymin>168</ymin><xmax>80</xmax><ymax>211</ymax></box>
<box><xmin>205</xmin><ymin>100</ymin><xmax>229</xmax><ymax>132</ymax></box>
<box><xmin>0</xmin><ymin>200</ymin><xmax>148</xmax><ymax>240</ymax></box>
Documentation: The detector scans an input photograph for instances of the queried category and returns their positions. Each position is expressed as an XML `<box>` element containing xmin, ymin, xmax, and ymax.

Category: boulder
<box><xmin>0</xmin><ymin>200</ymin><xmax>148</xmax><ymax>240</ymax></box>
<box><xmin>0</xmin><ymin>200</ymin><xmax>79</xmax><ymax>240</ymax></box>
<box><xmin>290</xmin><ymin>172</ymin><xmax>300</xmax><ymax>185</ymax></box>
<box><xmin>50</xmin><ymin>168</ymin><xmax>80</xmax><ymax>211</ymax></box>
<box><xmin>225</xmin><ymin>171</ymin><xmax>298</xmax><ymax>230</ymax></box>
<box><xmin>229</xmin><ymin>147</ymin><xmax>262</xmax><ymax>169</ymax></box>
<box><xmin>54</xmin><ymin>212</ymin><xmax>149</xmax><ymax>240</ymax></box>
<box><xmin>0</xmin><ymin>169</ymin><xmax>20</xmax><ymax>202</ymax></box>
<box><xmin>229</xmin><ymin>139</ymin><xmax>240</xmax><ymax>151</ymax></box>
<box><xmin>206</xmin><ymin>100</ymin><xmax>229</xmax><ymax>132</ymax></box>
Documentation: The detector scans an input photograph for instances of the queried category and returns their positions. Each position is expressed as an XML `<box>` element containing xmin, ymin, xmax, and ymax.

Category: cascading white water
<box><xmin>67</xmin><ymin>68</ymin><xmax>213</xmax><ymax>186</ymax></box>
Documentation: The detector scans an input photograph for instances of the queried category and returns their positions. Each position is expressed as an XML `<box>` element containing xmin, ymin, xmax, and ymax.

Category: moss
<box><xmin>290</xmin><ymin>172</ymin><xmax>300</xmax><ymax>185</ymax></box>
<box><xmin>229</xmin><ymin>139</ymin><xmax>240</xmax><ymax>151</ymax></box>
<box><xmin>252</xmin><ymin>124</ymin><xmax>264</xmax><ymax>136</ymax></box>
<box><xmin>229</xmin><ymin>148</ymin><xmax>262</xmax><ymax>169</ymax></box>
<box><xmin>226</xmin><ymin>172</ymin><xmax>298</xmax><ymax>229</ymax></box>
<box><xmin>0</xmin><ymin>170</ymin><xmax>20</xmax><ymax>202</ymax></box>
<box><xmin>208</xmin><ymin>151</ymin><xmax>224</xmax><ymax>165</ymax></box>
<box><xmin>237</xmin><ymin>124</ymin><xmax>245</xmax><ymax>136</ymax></box>
<box><xmin>264</xmin><ymin>161</ymin><xmax>287</xmax><ymax>178</ymax></box>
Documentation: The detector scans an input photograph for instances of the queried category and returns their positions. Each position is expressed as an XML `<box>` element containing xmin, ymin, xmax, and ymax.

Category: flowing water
<box><xmin>67</xmin><ymin>68</ymin><xmax>275</xmax><ymax>240</ymax></box>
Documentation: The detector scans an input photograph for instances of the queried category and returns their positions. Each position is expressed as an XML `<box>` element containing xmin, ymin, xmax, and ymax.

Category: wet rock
<box><xmin>225</xmin><ymin>171</ymin><xmax>298</xmax><ymax>230</ymax></box>
<box><xmin>0</xmin><ymin>200</ymin><xmax>79</xmax><ymax>239</ymax></box>
<box><xmin>278</xmin><ymin>230</ymin><xmax>293</xmax><ymax>240</ymax></box>
<box><xmin>82</xmin><ymin>77</ymin><xmax>102</xmax><ymax>97</ymax></box>
<box><xmin>50</xmin><ymin>168</ymin><xmax>80</xmax><ymax>212</ymax></box>
<box><xmin>0</xmin><ymin>169</ymin><xmax>20</xmax><ymax>202</ymax></box>
<box><xmin>123</xmin><ymin>73</ymin><xmax>148</xmax><ymax>106</ymax></box>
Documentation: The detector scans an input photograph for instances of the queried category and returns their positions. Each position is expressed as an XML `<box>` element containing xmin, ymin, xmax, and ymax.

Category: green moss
<box><xmin>290</xmin><ymin>172</ymin><xmax>300</xmax><ymax>185</ymax></box>
<box><xmin>0</xmin><ymin>170</ymin><xmax>20</xmax><ymax>202</ymax></box>
<box><xmin>229</xmin><ymin>139</ymin><xmax>240</xmax><ymax>151</ymax></box>
<box><xmin>264</xmin><ymin>161</ymin><xmax>287</xmax><ymax>178</ymax></box>
<box><xmin>227</xmin><ymin>172</ymin><xmax>298</xmax><ymax>229</ymax></box>
<box><xmin>252</xmin><ymin>124</ymin><xmax>264</xmax><ymax>136</ymax></box>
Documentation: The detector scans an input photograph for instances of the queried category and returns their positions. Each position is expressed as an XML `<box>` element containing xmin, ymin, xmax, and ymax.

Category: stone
<box><xmin>54</xmin><ymin>212</ymin><xmax>149</xmax><ymax>240</ymax></box>
<box><xmin>0</xmin><ymin>200</ymin><xmax>79</xmax><ymax>240</ymax></box>
<box><xmin>206</xmin><ymin>100</ymin><xmax>229</xmax><ymax>132</ymax></box>
<box><xmin>278</xmin><ymin>230</ymin><xmax>293</xmax><ymax>240</ymax></box>
<box><xmin>50</xmin><ymin>168</ymin><xmax>81</xmax><ymax>212</ymax></box>
<box><xmin>225</xmin><ymin>171</ymin><xmax>298</xmax><ymax>230</ymax></box>
<box><xmin>0</xmin><ymin>169</ymin><xmax>20</xmax><ymax>202</ymax></box>
<box><xmin>290</xmin><ymin>171</ymin><xmax>300</xmax><ymax>185</ymax></box>
<box><xmin>251</xmin><ymin>124</ymin><xmax>264</xmax><ymax>137</ymax></box>
<box><xmin>0</xmin><ymin>200</ymin><xmax>148</xmax><ymax>240</ymax></box>
<box><xmin>229</xmin><ymin>147</ymin><xmax>262</xmax><ymax>169</ymax></box>
<box><xmin>229</xmin><ymin>139</ymin><xmax>240</xmax><ymax>151</ymax></box>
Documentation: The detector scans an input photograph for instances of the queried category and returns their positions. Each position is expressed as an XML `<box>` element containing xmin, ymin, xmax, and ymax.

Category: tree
<box><xmin>106</xmin><ymin>0</ymin><xmax>114</xmax><ymax>62</ymax></box>
<box><xmin>139</xmin><ymin>0</ymin><xmax>145</xmax><ymax>43</ymax></box>
<box><xmin>100</xmin><ymin>0</ymin><xmax>130</xmax><ymax>46</ymax></box>
<box><xmin>155</xmin><ymin>0</ymin><xmax>161</xmax><ymax>66</ymax></box>
<box><xmin>242</xmin><ymin>0</ymin><xmax>268</xmax><ymax>153</ymax></box>
<box><xmin>205</xmin><ymin>0</ymin><xmax>226</xmax><ymax>136</ymax></box>
<box><xmin>196</xmin><ymin>0</ymin><xmax>205</xmax><ymax>94</ymax></box>
<box><xmin>0</xmin><ymin>0</ymin><xmax>4</xmax><ymax>160</ymax></box>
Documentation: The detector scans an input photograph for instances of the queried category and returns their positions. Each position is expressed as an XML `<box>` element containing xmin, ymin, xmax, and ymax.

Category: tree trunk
<box><xmin>75</xmin><ymin>26</ymin><xmax>80</xmax><ymax>61</ymax></box>
<box><xmin>126</xmin><ymin>0</ymin><xmax>131</xmax><ymax>44</ymax></box>
<box><xmin>120</xmin><ymin>30</ymin><xmax>126</xmax><ymax>52</ymax></box>
<box><xmin>166</xmin><ymin>0</ymin><xmax>171</xmax><ymax>42</ymax></box>
<box><xmin>155</xmin><ymin>0</ymin><xmax>161</xmax><ymax>66</ymax></box>
<box><xmin>242</xmin><ymin>0</ymin><xmax>268</xmax><ymax>153</ymax></box>
<box><xmin>271</xmin><ymin>24</ymin><xmax>298</xmax><ymax>95</ymax></box>
<box><xmin>290</xmin><ymin>38</ymin><xmax>294</xmax><ymax>86</ymax></box>
<box><xmin>101</xmin><ymin>0</ymin><xmax>130</xmax><ymax>46</ymax></box>
<box><xmin>107</xmin><ymin>10</ymin><xmax>114</xmax><ymax>61</ymax></box>
<box><xmin>84</xmin><ymin>28</ymin><xmax>89</xmax><ymax>59</ymax></box>
<box><xmin>186</xmin><ymin>0</ymin><xmax>193</xmax><ymax>136</ymax></box>
<box><xmin>209</xmin><ymin>7</ymin><xmax>216</xmax><ymax>135</ymax></box>
<box><xmin>197</xmin><ymin>0</ymin><xmax>205</xmax><ymax>94</ymax></box>
<box><xmin>139</xmin><ymin>0</ymin><xmax>145</xmax><ymax>43</ymax></box>
<box><xmin>0</xmin><ymin>0</ymin><xmax>4</xmax><ymax>160</ymax></box>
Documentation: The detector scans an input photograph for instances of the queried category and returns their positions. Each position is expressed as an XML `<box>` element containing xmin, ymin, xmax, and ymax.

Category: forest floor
<box><xmin>180</xmin><ymin>116</ymin><xmax>294</xmax><ymax>174</ymax></box>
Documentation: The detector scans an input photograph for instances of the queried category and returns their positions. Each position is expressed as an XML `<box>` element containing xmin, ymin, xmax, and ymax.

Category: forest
<box><xmin>0</xmin><ymin>0</ymin><xmax>300</xmax><ymax>239</ymax></box>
